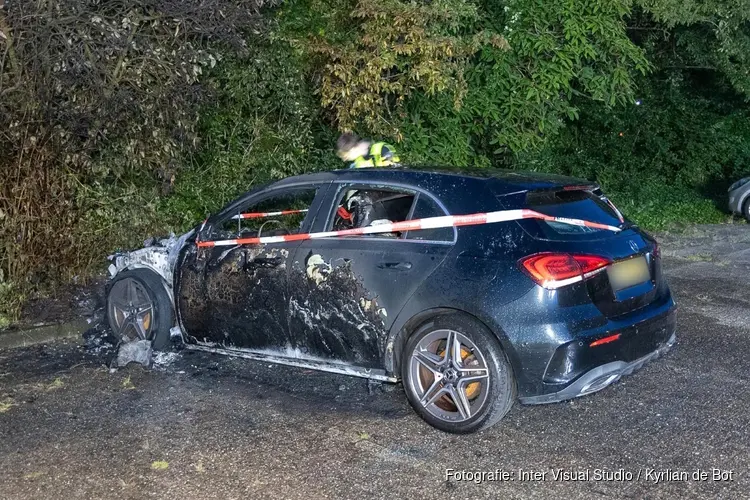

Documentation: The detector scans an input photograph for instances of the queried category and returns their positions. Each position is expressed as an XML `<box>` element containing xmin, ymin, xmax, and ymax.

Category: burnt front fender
<box><xmin>107</xmin><ymin>230</ymin><xmax>195</xmax><ymax>306</ymax></box>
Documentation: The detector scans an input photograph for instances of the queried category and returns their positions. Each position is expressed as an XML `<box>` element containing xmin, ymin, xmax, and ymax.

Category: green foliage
<box><xmin>636</xmin><ymin>0</ymin><xmax>750</xmax><ymax>98</ymax></box>
<box><xmin>397</xmin><ymin>0</ymin><xmax>651</xmax><ymax>164</ymax></box>
<box><xmin>279</xmin><ymin>0</ymin><xmax>487</xmax><ymax>138</ymax></box>
<box><xmin>459</xmin><ymin>0</ymin><xmax>649</xmax><ymax>154</ymax></box>
<box><xmin>0</xmin><ymin>0</ymin><xmax>273</xmax><ymax>319</ymax></box>
<box><xmin>609</xmin><ymin>184</ymin><xmax>727</xmax><ymax>230</ymax></box>
<box><xmin>157</xmin><ymin>41</ymin><xmax>340</xmax><ymax>229</ymax></box>
<box><xmin>398</xmin><ymin>92</ymin><xmax>489</xmax><ymax>167</ymax></box>
<box><xmin>0</xmin><ymin>281</ymin><xmax>24</xmax><ymax>325</ymax></box>
<box><xmin>279</xmin><ymin>0</ymin><xmax>648</xmax><ymax>156</ymax></box>
<box><xmin>517</xmin><ymin>71</ymin><xmax>750</xmax><ymax>229</ymax></box>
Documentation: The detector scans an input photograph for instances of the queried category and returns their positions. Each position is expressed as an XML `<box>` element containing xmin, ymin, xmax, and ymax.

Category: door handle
<box><xmin>246</xmin><ymin>256</ymin><xmax>284</xmax><ymax>269</ymax></box>
<box><xmin>378</xmin><ymin>261</ymin><xmax>412</xmax><ymax>270</ymax></box>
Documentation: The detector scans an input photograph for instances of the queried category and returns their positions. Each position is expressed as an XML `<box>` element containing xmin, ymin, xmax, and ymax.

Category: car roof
<box><xmin>272</xmin><ymin>165</ymin><xmax>592</xmax><ymax>195</ymax></box>
<box><xmin>212</xmin><ymin>166</ymin><xmax>594</xmax><ymax>221</ymax></box>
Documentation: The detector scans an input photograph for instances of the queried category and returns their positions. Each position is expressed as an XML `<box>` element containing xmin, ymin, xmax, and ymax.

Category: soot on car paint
<box><xmin>287</xmin><ymin>251</ymin><xmax>387</xmax><ymax>368</ymax></box>
<box><xmin>176</xmin><ymin>244</ymin><xmax>388</xmax><ymax>368</ymax></box>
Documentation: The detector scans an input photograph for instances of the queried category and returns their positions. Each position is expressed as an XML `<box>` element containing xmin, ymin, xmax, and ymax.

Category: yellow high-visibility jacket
<box><xmin>350</xmin><ymin>142</ymin><xmax>400</xmax><ymax>168</ymax></box>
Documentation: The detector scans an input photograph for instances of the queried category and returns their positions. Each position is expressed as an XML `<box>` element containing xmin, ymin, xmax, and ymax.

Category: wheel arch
<box><xmin>385</xmin><ymin>306</ymin><xmax>521</xmax><ymax>383</ymax></box>
<box><xmin>112</xmin><ymin>264</ymin><xmax>175</xmax><ymax>308</ymax></box>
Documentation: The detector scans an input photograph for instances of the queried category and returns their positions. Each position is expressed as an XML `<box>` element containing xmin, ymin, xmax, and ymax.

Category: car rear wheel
<box><xmin>743</xmin><ymin>198</ymin><xmax>750</xmax><ymax>222</ymax></box>
<box><xmin>106</xmin><ymin>269</ymin><xmax>173</xmax><ymax>350</ymax></box>
<box><xmin>401</xmin><ymin>313</ymin><xmax>515</xmax><ymax>433</ymax></box>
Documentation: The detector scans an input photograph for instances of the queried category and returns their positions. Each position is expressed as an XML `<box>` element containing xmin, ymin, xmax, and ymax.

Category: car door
<box><xmin>288</xmin><ymin>183</ymin><xmax>454</xmax><ymax>368</ymax></box>
<box><xmin>175</xmin><ymin>183</ymin><xmax>330</xmax><ymax>350</ymax></box>
<box><xmin>377</xmin><ymin>190</ymin><xmax>456</xmax><ymax>320</ymax></box>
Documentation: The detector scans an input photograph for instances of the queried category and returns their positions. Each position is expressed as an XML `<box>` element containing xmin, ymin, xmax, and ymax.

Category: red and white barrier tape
<box><xmin>231</xmin><ymin>209</ymin><xmax>309</xmax><ymax>220</ymax></box>
<box><xmin>196</xmin><ymin>209</ymin><xmax>621</xmax><ymax>248</ymax></box>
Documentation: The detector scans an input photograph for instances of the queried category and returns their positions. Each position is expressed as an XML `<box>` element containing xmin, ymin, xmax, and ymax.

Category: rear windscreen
<box><xmin>521</xmin><ymin>190</ymin><xmax>623</xmax><ymax>240</ymax></box>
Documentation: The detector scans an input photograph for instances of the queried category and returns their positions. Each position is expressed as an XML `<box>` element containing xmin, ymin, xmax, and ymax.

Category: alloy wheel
<box><xmin>108</xmin><ymin>277</ymin><xmax>155</xmax><ymax>342</ymax></box>
<box><xmin>408</xmin><ymin>329</ymin><xmax>490</xmax><ymax>423</ymax></box>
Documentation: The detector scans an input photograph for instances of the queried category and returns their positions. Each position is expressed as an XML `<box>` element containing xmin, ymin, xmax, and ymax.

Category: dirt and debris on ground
<box><xmin>656</xmin><ymin>223</ymin><xmax>750</xmax><ymax>262</ymax></box>
<box><xmin>4</xmin><ymin>275</ymin><xmax>108</xmax><ymax>332</ymax></box>
<box><xmin>1</xmin><ymin>224</ymin><xmax>749</xmax><ymax>499</ymax></box>
<box><xmin>81</xmin><ymin>322</ymin><xmax>117</xmax><ymax>356</ymax></box>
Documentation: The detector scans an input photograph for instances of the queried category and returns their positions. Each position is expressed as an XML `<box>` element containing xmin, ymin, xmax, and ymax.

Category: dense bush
<box><xmin>279</xmin><ymin>0</ymin><xmax>649</xmax><ymax>154</ymax></box>
<box><xmin>636</xmin><ymin>0</ymin><xmax>750</xmax><ymax>99</ymax></box>
<box><xmin>157</xmin><ymin>41</ymin><xmax>340</xmax><ymax>228</ymax></box>
<box><xmin>515</xmin><ymin>26</ymin><xmax>750</xmax><ymax>229</ymax></box>
<box><xmin>0</xmin><ymin>0</ymin><xmax>273</xmax><ymax>318</ymax></box>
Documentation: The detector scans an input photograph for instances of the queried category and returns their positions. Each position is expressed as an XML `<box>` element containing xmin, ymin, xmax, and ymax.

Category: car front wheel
<box><xmin>401</xmin><ymin>313</ymin><xmax>515</xmax><ymax>433</ymax></box>
<box><xmin>106</xmin><ymin>269</ymin><xmax>173</xmax><ymax>350</ymax></box>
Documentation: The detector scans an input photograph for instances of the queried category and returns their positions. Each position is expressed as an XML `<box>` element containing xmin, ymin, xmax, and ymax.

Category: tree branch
<box><xmin>0</xmin><ymin>8</ymin><xmax>18</xmax><ymax>75</ymax></box>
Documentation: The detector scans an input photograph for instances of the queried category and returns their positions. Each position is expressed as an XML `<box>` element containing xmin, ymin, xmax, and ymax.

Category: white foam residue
<box><xmin>153</xmin><ymin>351</ymin><xmax>181</xmax><ymax>367</ymax></box>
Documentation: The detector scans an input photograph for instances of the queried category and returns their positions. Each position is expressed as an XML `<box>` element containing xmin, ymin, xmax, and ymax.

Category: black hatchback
<box><xmin>106</xmin><ymin>167</ymin><xmax>676</xmax><ymax>433</ymax></box>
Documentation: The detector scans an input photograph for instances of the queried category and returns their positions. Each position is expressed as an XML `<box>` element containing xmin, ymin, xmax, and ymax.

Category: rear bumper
<box><xmin>519</xmin><ymin>310</ymin><xmax>676</xmax><ymax>405</ymax></box>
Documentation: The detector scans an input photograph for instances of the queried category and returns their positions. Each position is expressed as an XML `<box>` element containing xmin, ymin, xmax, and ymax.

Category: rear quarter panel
<box><xmin>386</xmin><ymin>222</ymin><xmax>536</xmax><ymax>377</ymax></box>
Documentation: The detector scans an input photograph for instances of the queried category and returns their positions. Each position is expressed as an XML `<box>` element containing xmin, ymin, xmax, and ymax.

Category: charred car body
<box><xmin>107</xmin><ymin>167</ymin><xmax>676</xmax><ymax>433</ymax></box>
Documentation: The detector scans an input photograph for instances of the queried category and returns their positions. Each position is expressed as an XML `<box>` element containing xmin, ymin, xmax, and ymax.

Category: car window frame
<box><xmin>325</xmin><ymin>181</ymin><xmax>457</xmax><ymax>245</ymax></box>
<box><xmin>202</xmin><ymin>182</ymin><xmax>331</xmax><ymax>242</ymax></box>
<box><xmin>402</xmin><ymin>192</ymin><xmax>458</xmax><ymax>243</ymax></box>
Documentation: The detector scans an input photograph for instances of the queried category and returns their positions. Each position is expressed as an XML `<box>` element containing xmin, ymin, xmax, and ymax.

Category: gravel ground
<box><xmin>1</xmin><ymin>224</ymin><xmax>749</xmax><ymax>500</ymax></box>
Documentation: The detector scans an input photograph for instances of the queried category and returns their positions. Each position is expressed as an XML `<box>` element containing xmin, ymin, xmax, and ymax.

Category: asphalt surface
<box><xmin>1</xmin><ymin>224</ymin><xmax>749</xmax><ymax>499</ymax></box>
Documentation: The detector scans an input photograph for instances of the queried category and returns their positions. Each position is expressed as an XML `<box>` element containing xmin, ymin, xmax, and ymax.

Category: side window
<box><xmin>212</xmin><ymin>189</ymin><xmax>317</xmax><ymax>240</ymax></box>
<box><xmin>331</xmin><ymin>187</ymin><xmax>416</xmax><ymax>238</ymax></box>
<box><xmin>404</xmin><ymin>194</ymin><xmax>454</xmax><ymax>242</ymax></box>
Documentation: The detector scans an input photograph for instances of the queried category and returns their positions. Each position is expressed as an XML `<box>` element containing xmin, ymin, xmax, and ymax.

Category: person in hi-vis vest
<box><xmin>334</xmin><ymin>133</ymin><xmax>400</xmax><ymax>233</ymax></box>
<box><xmin>336</xmin><ymin>133</ymin><xmax>400</xmax><ymax>168</ymax></box>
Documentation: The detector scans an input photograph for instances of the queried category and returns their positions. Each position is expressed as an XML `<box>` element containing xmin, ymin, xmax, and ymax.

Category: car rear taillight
<box><xmin>519</xmin><ymin>253</ymin><xmax>612</xmax><ymax>289</ymax></box>
<box><xmin>652</xmin><ymin>242</ymin><xmax>660</xmax><ymax>258</ymax></box>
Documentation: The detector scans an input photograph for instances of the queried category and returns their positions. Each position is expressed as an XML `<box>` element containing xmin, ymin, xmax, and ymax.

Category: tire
<box><xmin>743</xmin><ymin>197</ymin><xmax>750</xmax><ymax>223</ymax></box>
<box><xmin>106</xmin><ymin>268</ymin><xmax>174</xmax><ymax>350</ymax></box>
<box><xmin>401</xmin><ymin>313</ymin><xmax>516</xmax><ymax>434</ymax></box>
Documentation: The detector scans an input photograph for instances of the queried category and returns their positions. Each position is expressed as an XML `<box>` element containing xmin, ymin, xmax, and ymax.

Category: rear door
<box><xmin>176</xmin><ymin>184</ymin><xmax>329</xmax><ymax>349</ymax></box>
<box><xmin>378</xmin><ymin>191</ymin><xmax>456</xmax><ymax>318</ymax></box>
<box><xmin>288</xmin><ymin>183</ymin><xmax>454</xmax><ymax>368</ymax></box>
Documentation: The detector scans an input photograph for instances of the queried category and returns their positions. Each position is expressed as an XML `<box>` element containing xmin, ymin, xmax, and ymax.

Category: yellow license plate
<box><xmin>607</xmin><ymin>256</ymin><xmax>650</xmax><ymax>291</ymax></box>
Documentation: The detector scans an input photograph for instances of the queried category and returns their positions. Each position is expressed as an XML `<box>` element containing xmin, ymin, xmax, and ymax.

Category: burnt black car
<box><xmin>106</xmin><ymin>167</ymin><xmax>676</xmax><ymax>433</ymax></box>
